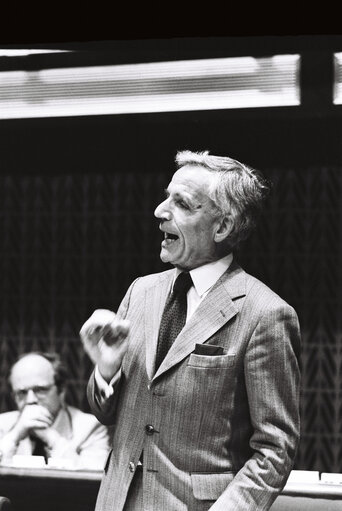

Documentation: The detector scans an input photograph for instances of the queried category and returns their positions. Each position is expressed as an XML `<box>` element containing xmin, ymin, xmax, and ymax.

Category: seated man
<box><xmin>0</xmin><ymin>351</ymin><xmax>110</xmax><ymax>469</ymax></box>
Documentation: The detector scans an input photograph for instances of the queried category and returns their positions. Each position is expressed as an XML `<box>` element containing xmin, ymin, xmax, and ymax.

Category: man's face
<box><xmin>154</xmin><ymin>164</ymin><xmax>222</xmax><ymax>271</ymax></box>
<box><xmin>10</xmin><ymin>354</ymin><xmax>63</xmax><ymax>418</ymax></box>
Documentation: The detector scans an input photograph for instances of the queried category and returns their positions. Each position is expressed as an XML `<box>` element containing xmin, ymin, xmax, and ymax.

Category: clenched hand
<box><xmin>80</xmin><ymin>309</ymin><xmax>130</xmax><ymax>382</ymax></box>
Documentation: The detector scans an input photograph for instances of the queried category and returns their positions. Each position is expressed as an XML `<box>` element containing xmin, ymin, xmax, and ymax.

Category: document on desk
<box><xmin>286</xmin><ymin>470</ymin><xmax>320</xmax><ymax>483</ymax></box>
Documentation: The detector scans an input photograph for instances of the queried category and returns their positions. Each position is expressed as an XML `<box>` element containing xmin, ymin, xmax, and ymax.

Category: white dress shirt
<box><xmin>175</xmin><ymin>253</ymin><xmax>233</xmax><ymax>321</ymax></box>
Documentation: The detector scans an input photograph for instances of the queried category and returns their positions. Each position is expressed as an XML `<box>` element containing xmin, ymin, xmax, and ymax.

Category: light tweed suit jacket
<box><xmin>87</xmin><ymin>261</ymin><xmax>301</xmax><ymax>511</ymax></box>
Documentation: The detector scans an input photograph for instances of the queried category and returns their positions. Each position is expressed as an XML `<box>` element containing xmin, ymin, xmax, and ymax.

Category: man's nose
<box><xmin>154</xmin><ymin>199</ymin><xmax>171</xmax><ymax>221</ymax></box>
<box><xmin>25</xmin><ymin>389</ymin><xmax>39</xmax><ymax>404</ymax></box>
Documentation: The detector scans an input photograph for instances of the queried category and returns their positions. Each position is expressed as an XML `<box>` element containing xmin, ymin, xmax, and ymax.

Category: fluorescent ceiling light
<box><xmin>0</xmin><ymin>54</ymin><xmax>300</xmax><ymax>119</ymax></box>
<box><xmin>333</xmin><ymin>53</ymin><xmax>342</xmax><ymax>104</ymax></box>
<box><xmin>0</xmin><ymin>49</ymin><xmax>69</xmax><ymax>57</ymax></box>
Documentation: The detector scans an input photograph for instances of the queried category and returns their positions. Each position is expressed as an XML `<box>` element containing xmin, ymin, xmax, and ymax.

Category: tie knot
<box><xmin>173</xmin><ymin>272</ymin><xmax>193</xmax><ymax>295</ymax></box>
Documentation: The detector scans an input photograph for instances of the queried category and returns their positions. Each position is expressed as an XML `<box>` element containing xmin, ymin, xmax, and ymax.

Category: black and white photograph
<box><xmin>0</xmin><ymin>23</ymin><xmax>341</xmax><ymax>510</ymax></box>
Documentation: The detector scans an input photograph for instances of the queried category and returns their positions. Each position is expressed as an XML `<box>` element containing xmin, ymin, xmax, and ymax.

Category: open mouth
<box><xmin>165</xmin><ymin>232</ymin><xmax>178</xmax><ymax>240</ymax></box>
<box><xmin>162</xmin><ymin>231</ymin><xmax>179</xmax><ymax>246</ymax></box>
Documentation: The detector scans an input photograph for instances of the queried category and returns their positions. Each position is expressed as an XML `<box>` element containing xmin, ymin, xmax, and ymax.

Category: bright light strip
<box><xmin>333</xmin><ymin>53</ymin><xmax>342</xmax><ymax>104</ymax></box>
<box><xmin>0</xmin><ymin>54</ymin><xmax>300</xmax><ymax>119</ymax></box>
<box><xmin>0</xmin><ymin>49</ymin><xmax>69</xmax><ymax>57</ymax></box>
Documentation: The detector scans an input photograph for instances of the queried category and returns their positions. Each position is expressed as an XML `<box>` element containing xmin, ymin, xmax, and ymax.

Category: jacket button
<box><xmin>129</xmin><ymin>461</ymin><xmax>135</xmax><ymax>472</ymax></box>
<box><xmin>145</xmin><ymin>424</ymin><xmax>155</xmax><ymax>435</ymax></box>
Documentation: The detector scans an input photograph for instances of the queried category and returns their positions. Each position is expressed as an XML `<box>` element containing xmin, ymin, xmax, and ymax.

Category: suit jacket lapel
<box><xmin>145</xmin><ymin>270</ymin><xmax>174</xmax><ymax>380</ymax></box>
<box><xmin>153</xmin><ymin>262</ymin><xmax>246</xmax><ymax>380</ymax></box>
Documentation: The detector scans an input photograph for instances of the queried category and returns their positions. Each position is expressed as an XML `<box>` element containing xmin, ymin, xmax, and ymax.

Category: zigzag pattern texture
<box><xmin>0</xmin><ymin>166</ymin><xmax>340</xmax><ymax>472</ymax></box>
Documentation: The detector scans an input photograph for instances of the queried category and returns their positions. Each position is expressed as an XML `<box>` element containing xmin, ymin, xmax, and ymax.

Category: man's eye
<box><xmin>178</xmin><ymin>200</ymin><xmax>190</xmax><ymax>210</ymax></box>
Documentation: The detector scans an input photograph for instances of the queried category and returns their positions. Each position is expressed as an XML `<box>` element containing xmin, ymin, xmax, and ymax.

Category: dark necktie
<box><xmin>30</xmin><ymin>435</ymin><xmax>48</xmax><ymax>463</ymax></box>
<box><xmin>155</xmin><ymin>272</ymin><xmax>193</xmax><ymax>371</ymax></box>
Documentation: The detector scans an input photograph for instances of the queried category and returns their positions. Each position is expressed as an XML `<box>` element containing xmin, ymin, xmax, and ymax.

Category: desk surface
<box><xmin>1</xmin><ymin>466</ymin><xmax>342</xmax><ymax>511</ymax></box>
<box><xmin>2</xmin><ymin>466</ymin><xmax>342</xmax><ymax>496</ymax></box>
<box><xmin>0</xmin><ymin>465</ymin><xmax>102</xmax><ymax>511</ymax></box>
<box><xmin>283</xmin><ymin>481</ymin><xmax>342</xmax><ymax>498</ymax></box>
<box><xmin>0</xmin><ymin>465</ymin><xmax>102</xmax><ymax>481</ymax></box>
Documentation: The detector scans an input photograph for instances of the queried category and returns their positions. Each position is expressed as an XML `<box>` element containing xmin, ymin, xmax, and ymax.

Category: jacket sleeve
<box><xmin>0</xmin><ymin>414</ymin><xmax>20</xmax><ymax>461</ymax></box>
<box><xmin>209</xmin><ymin>302</ymin><xmax>301</xmax><ymax>511</ymax></box>
<box><xmin>86</xmin><ymin>278</ymin><xmax>139</xmax><ymax>426</ymax></box>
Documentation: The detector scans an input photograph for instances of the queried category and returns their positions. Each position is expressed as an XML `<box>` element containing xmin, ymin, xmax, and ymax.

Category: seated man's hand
<box><xmin>80</xmin><ymin>309</ymin><xmax>130</xmax><ymax>382</ymax></box>
<box><xmin>32</xmin><ymin>425</ymin><xmax>61</xmax><ymax>450</ymax></box>
<box><xmin>12</xmin><ymin>404</ymin><xmax>54</xmax><ymax>443</ymax></box>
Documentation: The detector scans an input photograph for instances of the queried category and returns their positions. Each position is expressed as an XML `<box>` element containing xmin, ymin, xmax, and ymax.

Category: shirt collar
<box><xmin>174</xmin><ymin>253</ymin><xmax>233</xmax><ymax>298</ymax></box>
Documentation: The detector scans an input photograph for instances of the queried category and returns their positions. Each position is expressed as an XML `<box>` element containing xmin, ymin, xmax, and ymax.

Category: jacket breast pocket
<box><xmin>191</xmin><ymin>472</ymin><xmax>234</xmax><ymax>500</ymax></box>
<box><xmin>187</xmin><ymin>353</ymin><xmax>236</xmax><ymax>369</ymax></box>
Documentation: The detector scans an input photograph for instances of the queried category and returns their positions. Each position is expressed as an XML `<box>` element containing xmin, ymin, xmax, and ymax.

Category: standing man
<box><xmin>80</xmin><ymin>150</ymin><xmax>301</xmax><ymax>510</ymax></box>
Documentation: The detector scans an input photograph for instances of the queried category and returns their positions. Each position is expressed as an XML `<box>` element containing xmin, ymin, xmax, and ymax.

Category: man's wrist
<box><xmin>0</xmin><ymin>429</ymin><xmax>21</xmax><ymax>460</ymax></box>
<box><xmin>94</xmin><ymin>365</ymin><xmax>121</xmax><ymax>399</ymax></box>
<box><xmin>7</xmin><ymin>426</ymin><xmax>22</xmax><ymax>446</ymax></box>
<box><xmin>97</xmin><ymin>364</ymin><xmax>120</xmax><ymax>383</ymax></box>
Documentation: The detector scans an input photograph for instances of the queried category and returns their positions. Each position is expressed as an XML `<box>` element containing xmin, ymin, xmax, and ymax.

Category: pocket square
<box><xmin>194</xmin><ymin>343</ymin><xmax>224</xmax><ymax>356</ymax></box>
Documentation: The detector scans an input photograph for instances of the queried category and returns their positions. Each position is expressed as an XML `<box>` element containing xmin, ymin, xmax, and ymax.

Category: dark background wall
<box><xmin>1</xmin><ymin>34</ymin><xmax>342</xmax><ymax>472</ymax></box>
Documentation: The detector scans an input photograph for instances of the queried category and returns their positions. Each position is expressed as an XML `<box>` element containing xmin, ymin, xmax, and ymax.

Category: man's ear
<box><xmin>59</xmin><ymin>388</ymin><xmax>66</xmax><ymax>405</ymax></box>
<box><xmin>214</xmin><ymin>215</ymin><xmax>232</xmax><ymax>243</ymax></box>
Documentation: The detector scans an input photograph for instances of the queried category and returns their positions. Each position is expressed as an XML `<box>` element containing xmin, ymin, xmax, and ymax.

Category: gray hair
<box><xmin>175</xmin><ymin>150</ymin><xmax>271</xmax><ymax>251</ymax></box>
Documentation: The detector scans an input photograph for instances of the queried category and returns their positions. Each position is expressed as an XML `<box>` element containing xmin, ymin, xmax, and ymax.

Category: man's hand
<box><xmin>11</xmin><ymin>404</ymin><xmax>54</xmax><ymax>443</ymax></box>
<box><xmin>80</xmin><ymin>309</ymin><xmax>130</xmax><ymax>382</ymax></box>
<box><xmin>32</xmin><ymin>425</ymin><xmax>61</xmax><ymax>450</ymax></box>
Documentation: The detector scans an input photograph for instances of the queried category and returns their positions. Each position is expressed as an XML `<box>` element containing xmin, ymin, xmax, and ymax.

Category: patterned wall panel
<box><xmin>238</xmin><ymin>165</ymin><xmax>342</xmax><ymax>473</ymax></box>
<box><xmin>0</xmin><ymin>166</ymin><xmax>341</xmax><ymax>472</ymax></box>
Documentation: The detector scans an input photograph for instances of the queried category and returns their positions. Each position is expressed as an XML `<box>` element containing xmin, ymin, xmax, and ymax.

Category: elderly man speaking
<box><xmin>80</xmin><ymin>150</ymin><xmax>301</xmax><ymax>511</ymax></box>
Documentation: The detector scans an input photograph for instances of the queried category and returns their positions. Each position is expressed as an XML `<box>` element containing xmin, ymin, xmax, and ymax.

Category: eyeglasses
<box><xmin>12</xmin><ymin>384</ymin><xmax>56</xmax><ymax>401</ymax></box>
